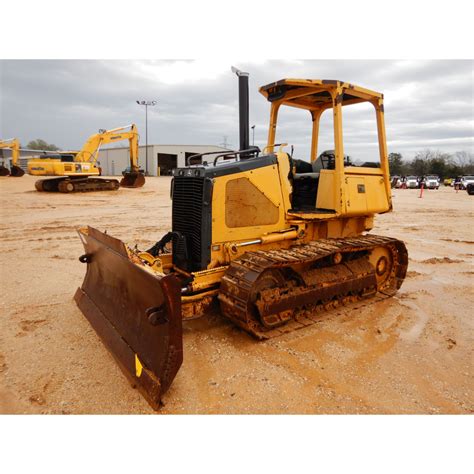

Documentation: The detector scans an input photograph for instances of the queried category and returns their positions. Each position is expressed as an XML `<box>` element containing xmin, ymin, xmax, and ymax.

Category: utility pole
<box><xmin>136</xmin><ymin>100</ymin><xmax>157</xmax><ymax>175</ymax></box>
<box><xmin>220</xmin><ymin>135</ymin><xmax>230</xmax><ymax>149</ymax></box>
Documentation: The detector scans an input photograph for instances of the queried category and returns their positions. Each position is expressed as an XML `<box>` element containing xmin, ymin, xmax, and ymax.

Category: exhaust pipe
<box><xmin>231</xmin><ymin>66</ymin><xmax>250</xmax><ymax>155</ymax></box>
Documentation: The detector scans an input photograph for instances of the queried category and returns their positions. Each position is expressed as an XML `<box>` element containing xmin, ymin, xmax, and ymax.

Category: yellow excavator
<box><xmin>0</xmin><ymin>138</ymin><xmax>25</xmax><ymax>177</ymax></box>
<box><xmin>28</xmin><ymin>124</ymin><xmax>145</xmax><ymax>192</ymax></box>
<box><xmin>74</xmin><ymin>70</ymin><xmax>408</xmax><ymax>409</ymax></box>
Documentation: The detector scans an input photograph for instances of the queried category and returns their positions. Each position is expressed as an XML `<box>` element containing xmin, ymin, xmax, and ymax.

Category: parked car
<box><xmin>391</xmin><ymin>175</ymin><xmax>401</xmax><ymax>188</ymax></box>
<box><xmin>423</xmin><ymin>175</ymin><xmax>440</xmax><ymax>189</ymax></box>
<box><xmin>467</xmin><ymin>183</ymin><xmax>474</xmax><ymax>195</ymax></box>
<box><xmin>405</xmin><ymin>175</ymin><xmax>419</xmax><ymax>189</ymax></box>
<box><xmin>443</xmin><ymin>178</ymin><xmax>453</xmax><ymax>186</ymax></box>
<box><xmin>459</xmin><ymin>175</ymin><xmax>474</xmax><ymax>190</ymax></box>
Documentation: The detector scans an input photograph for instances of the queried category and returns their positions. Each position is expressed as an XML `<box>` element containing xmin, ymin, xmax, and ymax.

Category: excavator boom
<box><xmin>75</xmin><ymin>124</ymin><xmax>145</xmax><ymax>187</ymax></box>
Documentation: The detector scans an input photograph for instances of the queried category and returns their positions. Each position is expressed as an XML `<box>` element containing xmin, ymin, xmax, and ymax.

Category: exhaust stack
<box><xmin>231</xmin><ymin>66</ymin><xmax>250</xmax><ymax>153</ymax></box>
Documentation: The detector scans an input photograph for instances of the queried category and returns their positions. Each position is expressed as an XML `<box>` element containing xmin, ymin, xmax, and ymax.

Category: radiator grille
<box><xmin>172</xmin><ymin>176</ymin><xmax>205</xmax><ymax>270</ymax></box>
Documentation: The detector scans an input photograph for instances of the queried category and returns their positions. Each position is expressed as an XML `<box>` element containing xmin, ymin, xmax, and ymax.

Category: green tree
<box><xmin>454</xmin><ymin>151</ymin><xmax>474</xmax><ymax>174</ymax></box>
<box><xmin>26</xmin><ymin>139</ymin><xmax>59</xmax><ymax>151</ymax></box>
<box><xmin>388</xmin><ymin>152</ymin><xmax>404</xmax><ymax>175</ymax></box>
<box><xmin>410</xmin><ymin>157</ymin><xmax>429</xmax><ymax>176</ymax></box>
<box><xmin>429</xmin><ymin>157</ymin><xmax>448</xmax><ymax>178</ymax></box>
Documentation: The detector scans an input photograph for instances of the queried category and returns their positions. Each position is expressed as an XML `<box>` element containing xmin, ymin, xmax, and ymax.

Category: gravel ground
<box><xmin>0</xmin><ymin>175</ymin><xmax>473</xmax><ymax>414</ymax></box>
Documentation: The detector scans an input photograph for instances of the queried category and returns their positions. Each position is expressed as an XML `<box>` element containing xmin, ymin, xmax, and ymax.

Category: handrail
<box><xmin>185</xmin><ymin>147</ymin><xmax>260</xmax><ymax>166</ymax></box>
<box><xmin>212</xmin><ymin>147</ymin><xmax>260</xmax><ymax>166</ymax></box>
<box><xmin>262</xmin><ymin>143</ymin><xmax>288</xmax><ymax>154</ymax></box>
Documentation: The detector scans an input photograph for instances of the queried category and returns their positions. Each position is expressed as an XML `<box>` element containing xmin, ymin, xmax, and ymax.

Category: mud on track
<box><xmin>0</xmin><ymin>176</ymin><xmax>473</xmax><ymax>414</ymax></box>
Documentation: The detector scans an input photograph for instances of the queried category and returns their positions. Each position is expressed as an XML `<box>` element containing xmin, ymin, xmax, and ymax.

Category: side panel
<box><xmin>346</xmin><ymin>176</ymin><xmax>368</xmax><ymax>213</ymax></box>
<box><xmin>345</xmin><ymin>172</ymin><xmax>389</xmax><ymax>215</ymax></box>
<box><xmin>212</xmin><ymin>163</ymin><xmax>287</xmax><ymax>244</ymax></box>
<box><xmin>28</xmin><ymin>160</ymin><xmax>59</xmax><ymax>175</ymax></box>
<box><xmin>364</xmin><ymin>175</ymin><xmax>390</xmax><ymax>213</ymax></box>
<box><xmin>316</xmin><ymin>170</ymin><xmax>337</xmax><ymax>210</ymax></box>
<box><xmin>28</xmin><ymin>160</ymin><xmax>100</xmax><ymax>176</ymax></box>
<box><xmin>225</xmin><ymin>177</ymin><xmax>279</xmax><ymax>227</ymax></box>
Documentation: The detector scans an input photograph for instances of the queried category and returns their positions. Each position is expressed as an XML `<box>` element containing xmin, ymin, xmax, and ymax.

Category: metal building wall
<box><xmin>98</xmin><ymin>145</ymin><xmax>229</xmax><ymax>176</ymax></box>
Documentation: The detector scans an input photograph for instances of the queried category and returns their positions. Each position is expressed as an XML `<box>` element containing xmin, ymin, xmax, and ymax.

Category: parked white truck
<box><xmin>406</xmin><ymin>176</ymin><xmax>419</xmax><ymax>189</ymax></box>
<box><xmin>423</xmin><ymin>175</ymin><xmax>440</xmax><ymax>189</ymax></box>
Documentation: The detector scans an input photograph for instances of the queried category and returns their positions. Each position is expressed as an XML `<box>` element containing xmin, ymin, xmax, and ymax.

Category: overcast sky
<box><xmin>0</xmin><ymin>59</ymin><xmax>472</xmax><ymax>162</ymax></box>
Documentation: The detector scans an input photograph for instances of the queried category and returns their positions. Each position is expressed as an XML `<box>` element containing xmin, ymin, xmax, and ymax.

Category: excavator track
<box><xmin>218</xmin><ymin>234</ymin><xmax>408</xmax><ymax>339</ymax></box>
<box><xmin>35</xmin><ymin>176</ymin><xmax>120</xmax><ymax>193</ymax></box>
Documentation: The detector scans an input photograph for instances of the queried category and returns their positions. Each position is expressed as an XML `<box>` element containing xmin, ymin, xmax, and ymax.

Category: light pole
<box><xmin>251</xmin><ymin>125</ymin><xmax>255</xmax><ymax>146</ymax></box>
<box><xmin>136</xmin><ymin>100</ymin><xmax>157</xmax><ymax>175</ymax></box>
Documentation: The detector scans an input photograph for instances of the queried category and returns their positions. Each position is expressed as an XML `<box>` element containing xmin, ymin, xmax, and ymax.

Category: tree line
<box><xmin>388</xmin><ymin>149</ymin><xmax>474</xmax><ymax>178</ymax></box>
<box><xmin>26</xmin><ymin>139</ymin><xmax>59</xmax><ymax>151</ymax></box>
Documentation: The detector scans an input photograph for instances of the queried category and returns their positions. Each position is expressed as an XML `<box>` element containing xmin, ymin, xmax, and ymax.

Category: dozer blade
<box><xmin>120</xmin><ymin>171</ymin><xmax>146</xmax><ymax>188</ymax></box>
<box><xmin>10</xmin><ymin>165</ymin><xmax>25</xmax><ymax>177</ymax></box>
<box><xmin>74</xmin><ymin>226</ymin><xmax>183</xmax><ymax>410</ymax></box>
<box><xmin>0</xmin><ymin>165</ymin><xmax>10</xmax><ymax>176</ymax></box>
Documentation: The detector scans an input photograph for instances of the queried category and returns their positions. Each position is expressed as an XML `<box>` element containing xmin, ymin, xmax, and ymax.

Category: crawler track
<box><xmin>35</xmin><ymin>176</ymin><xmax>120</xmax><ymax>193</ymax></box>
<box><xmin>218</xmin><ymin>235</ymin><xmax>408</xmax><ymax>339</ymax></box>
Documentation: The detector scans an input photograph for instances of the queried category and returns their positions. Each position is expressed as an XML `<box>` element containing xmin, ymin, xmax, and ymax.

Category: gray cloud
<box><xmin>1</xmin><ymin>59</ymin><xmax>472</xmax><ymax>160</ymax></box>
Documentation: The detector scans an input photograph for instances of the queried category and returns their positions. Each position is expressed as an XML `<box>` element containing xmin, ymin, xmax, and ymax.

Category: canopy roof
<box><xmin>259</xmin><ymin>79</ymin><xmax>383</xmax><ymax>110</ymax></box>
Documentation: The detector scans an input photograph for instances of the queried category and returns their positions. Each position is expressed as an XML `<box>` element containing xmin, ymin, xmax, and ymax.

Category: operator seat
<box><xmin>290</xmin><ymin>157</ymin><xmax>320</xmax><ymax>210</ymax></box>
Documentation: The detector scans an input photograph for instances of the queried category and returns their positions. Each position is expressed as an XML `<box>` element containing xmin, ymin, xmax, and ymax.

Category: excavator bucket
<box><xmin>74</xmin><ymin>226</ymin><xmax>183</xmax><ymax>410</ymax></box>
<box><xmin>120</xmin><ymin>171</ymin><xmax>146</xmax><ymax>188</ymax></box>
<box><xmin>10</xmin><ymin>166</ymin><xmax>25</xmax><ymax>177</ymax></box>
<box><xmin>0</xmin><ymin>165</ymin><xmax>10</xmax><ymax>176</ymax></box>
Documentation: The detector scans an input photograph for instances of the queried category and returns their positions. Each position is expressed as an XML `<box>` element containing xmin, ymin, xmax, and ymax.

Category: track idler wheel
<box><xmin>368</xmin><ymin>246</ymin><xmax>394</xmax><ymax>291</ymax></box>
<box><xmin>120</xmin><ymin>171</ymin><xmax>145</xmax><ymax>188</ymax></box>
<box><xmin>35</xmin><ymin>178</ymin><xmax>62</xmax><ymax>192</ymax></box>
<box><xmin>0</xmin><ymin>165</ymin><xmax>10</xmax><ymax>176</ymax></box>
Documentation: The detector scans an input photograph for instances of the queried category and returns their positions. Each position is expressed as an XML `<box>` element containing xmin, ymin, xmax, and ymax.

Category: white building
<box><xmin>98</xmin><ymin>144</ymin><xmax>230</xmax><ymax>176</ymax></box>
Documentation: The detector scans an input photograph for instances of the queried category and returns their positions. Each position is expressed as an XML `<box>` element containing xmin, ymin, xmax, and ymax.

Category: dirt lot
<box><xmin>0</xmin><ymin>175</ymin><xmax>473</xmax><ymax>414</ymax></box>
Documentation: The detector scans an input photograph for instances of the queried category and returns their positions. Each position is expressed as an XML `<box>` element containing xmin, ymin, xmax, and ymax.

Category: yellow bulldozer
<box><xmin>74</xmin><ymin>69</ymin><xmax>408</xmax><ymax>409</ymax></box>
<box><xmin>28</xmin><ymin>124</ymin><xmax>145</xmax><ymax>192</ymax></box>
<box><xmin>0</xmin><ymin>138</ymin><xmax>25</xmax><ymax>177</ymax></box>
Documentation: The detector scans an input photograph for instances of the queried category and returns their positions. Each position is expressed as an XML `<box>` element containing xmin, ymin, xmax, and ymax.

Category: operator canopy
<box><xmin>259</xmin><ymin>79</ymin><xmax>383</xmax><ymax>110</ymax></box>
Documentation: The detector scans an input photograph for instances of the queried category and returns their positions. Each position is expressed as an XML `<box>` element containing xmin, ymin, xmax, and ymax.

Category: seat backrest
<box><xmin>312</xmin><ymin>158</ymin><xmax>322</xmax><ymax>173</ymax></box>
<box><xmin>293</xmin><ymin>172</ymin><xmax>320</xmax><ymax>180</ymax></box>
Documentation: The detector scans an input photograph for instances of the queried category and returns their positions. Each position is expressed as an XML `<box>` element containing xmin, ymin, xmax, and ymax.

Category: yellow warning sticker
<box><xmin>135</xmin><ymin>354</ymin><xmax>143</xmax><ymax>378</ymax></box>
